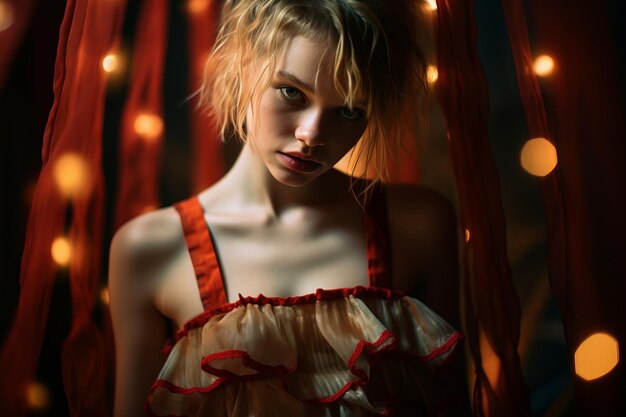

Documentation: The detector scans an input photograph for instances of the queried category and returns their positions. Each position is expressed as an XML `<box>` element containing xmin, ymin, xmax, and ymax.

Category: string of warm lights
<box><xmin>523</xmin><ymin>53</ymin><xmax>620</xmax><ymax>381</ymax></box>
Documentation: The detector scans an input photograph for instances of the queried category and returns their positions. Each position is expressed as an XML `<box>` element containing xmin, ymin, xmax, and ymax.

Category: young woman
<box><xmin>109</xmin><ymin>1</ymin><xmax>468</xmax><ymax>416</ymax></box>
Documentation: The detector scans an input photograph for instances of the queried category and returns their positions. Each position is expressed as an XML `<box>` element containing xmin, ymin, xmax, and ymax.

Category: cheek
<box><xmin>258</xmin><ymin>92</ymin><xmax>286</xmax><ymax>122</ymax></box>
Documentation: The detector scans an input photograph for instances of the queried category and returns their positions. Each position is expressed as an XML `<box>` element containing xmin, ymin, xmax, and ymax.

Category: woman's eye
<box><xmin>279</xmin><ymin>87</ymin><xmax>304</xmax><ymax>102</ymax></box>
<box><xmin>339</xmin><ymin>107</ymin><xmax>363</xmax><ymax>121</ymax></box>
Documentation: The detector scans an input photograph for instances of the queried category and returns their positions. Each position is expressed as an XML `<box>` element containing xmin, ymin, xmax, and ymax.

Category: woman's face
<box><xmin>246</xmin><ymin>36</ymin><xmax>368</xmax><ymax>187</ymax></box>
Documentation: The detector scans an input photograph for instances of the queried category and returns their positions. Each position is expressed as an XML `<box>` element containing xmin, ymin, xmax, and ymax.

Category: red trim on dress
<box><xmin>200</xmin><ymin>349</ymin><xmax>293</xmax><ymax>378</ymax></box>
<box><xmin>150</xmin><ymin>188</ymin><xmax>463</xmax><ymax>416</ymax></box>
<box><xmin>175</xmin><ymin>286</ymin><xmax>404</xmax><ymax>341</ymax></box>
<box><xmin>145</xmin><ymin>329</ymin><xmax>463</xmax><ymax>417</ymax></box>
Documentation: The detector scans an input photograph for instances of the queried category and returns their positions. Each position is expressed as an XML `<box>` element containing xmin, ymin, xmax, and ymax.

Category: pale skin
<box><xmin>109</xmin><ymin>37</ymin><xmax>463</xmax><ymax>417</ymax></box>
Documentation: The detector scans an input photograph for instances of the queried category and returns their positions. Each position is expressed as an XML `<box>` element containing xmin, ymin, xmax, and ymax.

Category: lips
<box><xmin>277</xmin><ymin>152</ymin><xmax>322</xmax><ymax>173</ymax></box>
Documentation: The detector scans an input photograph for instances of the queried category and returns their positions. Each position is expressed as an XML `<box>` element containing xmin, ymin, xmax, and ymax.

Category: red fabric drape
<box><xmin>504</xmin><ymin>0</ymin><xmax>626</xmax><ymax>414</ymax></box>
<box><xmin>187</xmin><ymin>0</ymin><xmax>224</xmax><ymax>193</ymax></box>
<box><xmin>0</xmin><ymin>0</ymin><xmax>37</xmax><ymax>91</ymax></box>
<box><xmin>0</xmin><ymin>0</ymin><xmax>126</xmax><ymax>415</ymax></box>
<box><xmin>388</xmin><ymin>140</ymin><xmax>420</xmax><ymax>184</ymax></box>
<box><xmin>434</xmin><ymin>0</ymin><xmax>530</xmax><ymax>415</ymax></box>
<box><xmin>114</xmin><ymin>0</ymin><xmax>169</xmax><ymax>228</ymax></box>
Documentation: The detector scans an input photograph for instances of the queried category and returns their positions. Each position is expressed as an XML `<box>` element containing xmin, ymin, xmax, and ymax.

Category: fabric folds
<box><xmin>147</xmin><ymin>288</ymin><xmax>462</xmax><ymax>417</ymax></box>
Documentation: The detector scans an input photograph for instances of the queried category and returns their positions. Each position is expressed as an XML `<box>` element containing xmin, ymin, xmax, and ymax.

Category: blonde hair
<box><xmin>200</xmin><ymin>0</ymin><xmax>428</xmax><ymax>197</ymax></box>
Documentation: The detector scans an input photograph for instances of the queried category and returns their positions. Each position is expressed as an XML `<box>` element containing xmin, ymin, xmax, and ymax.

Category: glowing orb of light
<box><xmin>425</xmin><ymin>0</ymin><xmax>437</xmax><ymax>12</ymax></box>
<box><xmin>426</xmin><ymin>65</ymin><xmax>439</xmax><ymax>84</ymax></box>
<box><xmin>575</xmin><ymin>333</ymin><xmax>620</xmax><ymax>381</ymax></box>
<box><xmin>134</xmin><ymin>113</ymin><xmax>164</xmax><ymax>140</ymax></box>
<box><xmin>187</xmin><ymin>0</ymin><xmax>209</xmax><ymax>14</ymax></box>
<box><xmin>0</xmin><ymin>1</ymin><xmax>14</xmax><ymax>32</ymax></box>
<box><xmin>53</xmin><ymin>153</ymin><xmax>90</xmax><ymax>198</ymax></box>
<box><xmin>100</xmin><ymin>287</ymin><xmax>110</xmax><ymax>306</ymax></box>
<box><xmin>51</xmin><ymin>236</ymin><xmax>72</xmax><ymax>266</ymax></box>
<box><xmin>533</xmin><ymin>55</ymin><xmax>555</xmax><ymax>77</ymax></box>
<box><xmin>520</xmin><ymin>137</ymin><xmax>558</xmax><ymax>177</ymax></box>
<box><xmin>26</xmin><ymin>382</ymin><xmax>51</xmax><ymax>411</ymax></box>
<box><xmin>465</xmin><ymin>229</ymin><xmax>470</xmax><ymax>242</ymax></box>
<box><xmin>102</xmin><ymin>54</ymin><xmax>119</xmax><ymax>73</ymax></box>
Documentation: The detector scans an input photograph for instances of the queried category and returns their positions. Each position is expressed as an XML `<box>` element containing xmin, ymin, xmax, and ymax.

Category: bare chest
<box><xmin>212</xmin><ymin>223</ymin><xmax>369</xmax><ymax>301</ymax></box>
<box><xmin>157</xmin><ymin>207</ymin><xmax>373</xmax><ymax>327</ymax></box>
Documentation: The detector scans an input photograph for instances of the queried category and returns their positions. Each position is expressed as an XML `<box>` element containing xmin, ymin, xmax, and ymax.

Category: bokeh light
<box><xmin>51</xmin><ymin>236</ymin><xmax>72</xmax><ymax>266</ymax></box>
<box><xmin>187</xmin><ymin>0</ymin><xmax>209</xmax><ymax>14</ymax></box>
<box><xmin>426</xmin><ymin>65</ymin><xmax>438</xmax><ymax>84</ymax></box>
<box><xmin>520</xmin><ymin>137</ymin><xmax>558</xmax><ymax>177</ymax></box>
<box><xmin>533</xmin><ymin>54</ymin><xmax>555</xmax><ymax>77</ymax></box>
<box><xmin>465</xmin><ymin>229</ymin><xmax>470</xmax><ymax>242</ymax></box>
<box><xmin>134</xmin><ymin>113</ymin><xmax>164</xmax><ymax>140</ymax></box>
<box><xmin>25</xmin><ymin>382</ymin><xmax>51</xmax><ymax>411</ymax></box>
<box><xmin>100</xmin><ymin>286</ymin><xmax>110</xmax><ymax>306</ymax></box>
<box><xmin>53</xmin><ymin>153</ymin><xmax>90</xmax><ymax>198</ymax></box>
<box><xmin>424</xmin><ymin>0</ymin><xmax>437</xmax><ymax>12</ymax></box>
<box><xmin>102</xmin><ymin>53</ymin><xmax>119</xmax><ymax>73</ymax></box>
<box><xmin>575</xmin><ymin>333</ymin><xmax>619</xmax><ymax>381</ymax></box>
<box><xmin>0</xmin><ymin>1</ymin><xmax>14</xmax><ymax>32</ymax></box>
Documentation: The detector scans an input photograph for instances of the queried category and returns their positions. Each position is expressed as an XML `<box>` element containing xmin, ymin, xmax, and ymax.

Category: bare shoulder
<box><xmin>110</xmin><ymin>206</ymin><xmax>185</xmax><ymax>261</ymax></box>
<box><xmin>108</xmin><ymin>207</ymin><xmax>187</xmax><ymax>417</ymax></box>
<box><xmin>108</xmin><ymin>206</ymin><xmax>186</xmax><ymax>300</ymax></box>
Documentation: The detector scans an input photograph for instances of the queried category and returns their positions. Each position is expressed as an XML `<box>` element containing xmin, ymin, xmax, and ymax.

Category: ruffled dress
<box><xmin>145</xmin><ymin>190</ymin><xmax>463</xmax><ymax>417</ymax></box>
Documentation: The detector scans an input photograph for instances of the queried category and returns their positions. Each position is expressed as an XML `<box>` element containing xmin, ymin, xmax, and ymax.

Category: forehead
<box><xmin>274</xmin><ymin>36</ymin><xmax>366</xmax><ymax>105</ymax></box>
<box><xmin>277</xmin><ymin>36</ymin><xmax>334</xmax><ymax>83</ymax></box>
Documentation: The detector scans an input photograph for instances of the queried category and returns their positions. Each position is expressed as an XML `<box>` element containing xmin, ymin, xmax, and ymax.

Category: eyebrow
<box><xmin>275</xmin><ymin>70</ymin><xmax>368</xmax><ymax>108</ymax></box>
<box><xmin>276</xmin><ymin>70</ymin><xmax>315</xmax><ymax>93</ymax></box>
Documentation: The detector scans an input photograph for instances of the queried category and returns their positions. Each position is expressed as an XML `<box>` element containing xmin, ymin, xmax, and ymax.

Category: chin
<box><xmin>268</xmin><ymin>166</ymin><xmax>322</xmax><ymax>188</ymax></box>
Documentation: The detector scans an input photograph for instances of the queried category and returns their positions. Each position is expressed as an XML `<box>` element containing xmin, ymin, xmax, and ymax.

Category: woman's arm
<box><xmin>108</xmin><ymin>214</ymin><xmax>173</xmax><ymax>417</ymax></box>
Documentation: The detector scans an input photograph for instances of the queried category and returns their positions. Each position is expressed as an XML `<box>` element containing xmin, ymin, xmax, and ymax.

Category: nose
<box><xmin>295</xmin><ymin>108</ymin><xmax>326</xmax><ymax>147</ymax></box>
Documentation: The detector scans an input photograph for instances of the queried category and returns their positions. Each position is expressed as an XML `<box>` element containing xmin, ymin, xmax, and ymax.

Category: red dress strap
<box><xmin>174</xmin><ymin>197</ymin><xmax>228</xmax><ymax>310</ymax></box>
<box><xmin>364</xmin><ymin>185</ymin><xmax>393</xmax><ymax>288</ymax></box>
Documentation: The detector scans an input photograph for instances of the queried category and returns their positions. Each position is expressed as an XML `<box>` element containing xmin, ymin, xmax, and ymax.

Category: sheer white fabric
<box><xmin>147</xmin><ymin>290</ymin><xmax>461</xmax><ymax>417</ymax></box>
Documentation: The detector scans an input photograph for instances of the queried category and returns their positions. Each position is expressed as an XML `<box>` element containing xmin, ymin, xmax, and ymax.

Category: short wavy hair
<box><xmin>200</xmin><ymin>0</ymin><xmax>428</xmax><ymax>194</ymax></box>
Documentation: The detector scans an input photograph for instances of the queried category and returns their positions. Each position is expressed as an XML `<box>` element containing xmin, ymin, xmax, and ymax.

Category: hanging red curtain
<box><xmin>0</xmin><ymin>0</ymin><xmax>37</xmax><ymax>91</ymax></box>
<box><xmin>187</xmin><ymin>0</ymin><xmax>225</xmax><ymax>192</ymax></box>
<box><xmin>434</xmin><ymin>0</ymin><xmax>530</xmax><ymax>415</ymax></box>
<box><xmin>0</xmin><ymin>0</ymin><xmax>126</xmax><ymax>416</ymax></box>
<box><xmin>503</xmin><ymin>0</ymin><xmax>626</xmax><ymax>413</ymax></box>
<box><xmin>388</xmin><ymin>141</ymin><xmax>420</xmax><ymax>184</ymax></box>
<box><xmin>114</xmin><ymin>0</ymin><xmax>169</xmax><ymax>228</ymax></box>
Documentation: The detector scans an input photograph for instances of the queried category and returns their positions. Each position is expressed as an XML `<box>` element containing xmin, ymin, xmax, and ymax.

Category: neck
<box><xmin>218</xmin><ymin>143</ymin><xmax>354</xmax><ymax>217</ymax></box>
